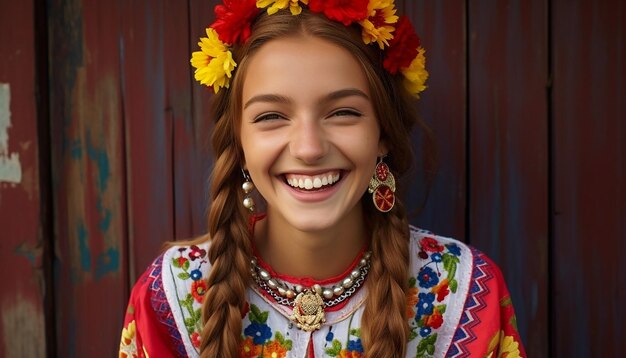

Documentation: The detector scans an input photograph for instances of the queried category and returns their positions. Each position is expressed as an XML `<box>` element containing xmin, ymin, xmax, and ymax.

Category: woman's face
<box><xmin>240</xmin><ymin>35</ymin><xmax>385</xmax><ymax>233</ymax></box>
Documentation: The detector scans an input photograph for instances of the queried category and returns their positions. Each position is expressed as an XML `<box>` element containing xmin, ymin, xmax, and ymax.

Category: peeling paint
<box><xmin>0</xmin><ymin>83</ymin><xmax>22</xmax><ymax>184</ymax></box>
<box><xmin>77</xmin><ymin>220</ymin><xmax>91</xmax><ymax>271</ymax></box>
<box><xmin>95</xmin><ymin>247</ymin><xmax>120</xmax><ymax>279</ymax></box>
<box><xmin>2</xmin><ymin>295</ymin><xmax>45</xmax><ymax>358</ymax></box>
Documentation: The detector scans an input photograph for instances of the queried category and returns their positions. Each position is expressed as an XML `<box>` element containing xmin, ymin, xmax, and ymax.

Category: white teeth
<box><xmin>286</xmin><ymin>172</ymin><xmax>341</xmax><ymax>190</ymax></box>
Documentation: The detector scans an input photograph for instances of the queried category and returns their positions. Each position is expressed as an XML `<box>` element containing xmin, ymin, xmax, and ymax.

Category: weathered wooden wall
<box><xmin>1</xmin><ymin>0</ymin><xmax>624</xmax><ymax>357</ymax></box>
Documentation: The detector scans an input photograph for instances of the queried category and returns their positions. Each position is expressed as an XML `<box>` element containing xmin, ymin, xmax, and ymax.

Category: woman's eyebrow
<box><xmin>244</xmin><ymin>94</ymin><xmax>292</xmax><ymax>109</ymax></box>
<box><xmin>243</xmin><ymin>88</ymin><xmax>369</xmax><ymax>110</ymax></box>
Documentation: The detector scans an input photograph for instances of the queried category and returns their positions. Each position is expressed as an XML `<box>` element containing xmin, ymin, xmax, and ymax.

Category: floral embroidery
<box><xmin>408</xmin><ymin>236</ymin><xmax>461</xmax><ymax>357</ymax></box>
<box><xmin>485</xmin><ymin>331</ymin><xmax>522</xmax><ymax>358</ymax></box>
<box><xmin>170</xmin><ymin>246</ymin><xmax>209</xmax><ymax>350</ymax></box>
<box><xmin>240</xmin><ymin>304</ymin><xmax>293</xmax><ymax>357</ymax></box>
<box><xmin>119</xmin><ymin>319</ymin><xmax>138</xmax><ymax>357</ymax></box>
<box><xmin>325</xmin><ymin>315</ymin><xmax>364</xmax><ymax>357</ymax></box>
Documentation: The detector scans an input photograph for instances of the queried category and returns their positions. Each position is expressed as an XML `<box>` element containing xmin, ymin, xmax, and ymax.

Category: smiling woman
<box><xmin>119</xmin><ymin>1</ymin><xmax>526</xmax><ymax>358</ymax></box>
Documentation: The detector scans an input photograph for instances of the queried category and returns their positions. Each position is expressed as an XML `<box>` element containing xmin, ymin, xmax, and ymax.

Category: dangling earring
<box><xmin>241</xmin><ymin>169</ymin><xmax>256</xmax><ymax>212</ymax></box>
<box><xmin>368</xmin><ymin>157</ymin><xmax>396</xmax><ymax>212</ymax></box>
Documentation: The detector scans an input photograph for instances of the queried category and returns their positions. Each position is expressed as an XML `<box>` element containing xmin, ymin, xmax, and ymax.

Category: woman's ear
<box><xmin>377</xmin><ymin>140</ymin><xmax>389</xmax><ymax>158</ymax></box>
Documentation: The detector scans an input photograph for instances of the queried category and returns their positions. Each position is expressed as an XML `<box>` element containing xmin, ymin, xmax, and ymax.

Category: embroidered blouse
<box><xmin>119</xmin><ymin>226</ymin><xmax>526</xmax><ymax>357</ymax></box>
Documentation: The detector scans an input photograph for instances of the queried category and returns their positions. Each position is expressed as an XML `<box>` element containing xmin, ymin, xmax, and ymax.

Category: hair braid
<box><xmin>361</xmin><ymin>201</ymin><xmax>411</xmax><ymax>357</ymax></box>
<box><xmin>198</xmin><ymin>105</ymin><xmax>252</xmax><ymax>357</ymax></box>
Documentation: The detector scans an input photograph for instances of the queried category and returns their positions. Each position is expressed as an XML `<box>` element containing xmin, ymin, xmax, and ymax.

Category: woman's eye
<box><xmin>331</xmin><ymin>109</ymin><xmax>362</xmax><ymax>117</ymax></box>
<box><xmin>254</xmin><ymin>113</ymin><xmax>284</xmax><ymax>122</ymax></box>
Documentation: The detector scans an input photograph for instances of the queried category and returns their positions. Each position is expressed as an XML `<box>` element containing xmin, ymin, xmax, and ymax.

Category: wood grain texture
<box><xmin>552</xmin><ymin>0</ymin><xmax>626</xmax><ymax>356</ymax></box>
<box><xmin>0</xmin><ymin>1</ymin><xmax>47</xmax><ymax>357</ymax></box>
<box><xmin>48</xmin><ymin>0</ymin><xmax>128</xmax><ymax>356</ymax></box>
<box><xmin>468</xmin><ymin>0</ymin><xmax>549</xmax><ymax>356</ymax></box>
<box><xmin>403</xmin><ymin>0</ymin><xmax>468</xmax><ymax>241</ymax></box>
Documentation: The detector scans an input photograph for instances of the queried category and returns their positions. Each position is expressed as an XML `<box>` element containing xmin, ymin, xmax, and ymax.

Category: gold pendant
<box><xmin>290</xmin><ymin>290</ymin><xmax>325</xmax><ymax>332</ymax></box>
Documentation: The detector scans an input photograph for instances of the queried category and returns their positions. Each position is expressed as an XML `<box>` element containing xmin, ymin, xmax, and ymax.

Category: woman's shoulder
<box><xmin>405</xmin><ymin>225</ymin><xmax>525</xmax><ymax>357</ymax></box>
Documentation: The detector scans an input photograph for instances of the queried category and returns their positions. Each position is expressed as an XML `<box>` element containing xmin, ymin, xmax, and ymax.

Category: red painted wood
<box><xmin>48</xmin><ymin>0</ymin><xmax>129</xmax><ymax>356</ymax></box>
<box><xmin>403</xmin><ymin>0</ymin><xmax>467</xmax><ymax>241</ymax></box>
<box><xmin>0</xmin><ymin>1</ymin><xmax>47</xmax><ymax>357</ymax></box>
<box><xmin>552</xmin><ymin>0</ymin><xmax>626</xmax><ymax>356</ymax></box>
<box><xmin>468</xmin><ymin>0</ymin><xmax>549</xmax><ymax>356</ymax></box>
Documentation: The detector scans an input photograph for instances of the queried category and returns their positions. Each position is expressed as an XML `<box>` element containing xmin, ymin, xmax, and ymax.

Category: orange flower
<box><xmin>423</xmin><ymin>307</ymin><xmax>443</xmax><ymax>329</ymax></box>
<box><xmin>406</xmin><ymin>287</ymin><xmax>419</xmax><ymax>318</ymax></box>
<box><xmin>239</xmin><ymin>337</ymin><xmax>262</xmax><ymax>358</ymax></box>
<box><xmin>338</xmin><ymin>350</ymin><xmax>364</xmax><ymax>358</ymax></box>
<box><xmin>431</xmin><ymin>278</ymin><xmax>450</xmax><ymax>302</ymax></box>
<box><xmin>263</xmin><ymin>339</ymin><xmax>288</xmax><ymax>357</ymax></box>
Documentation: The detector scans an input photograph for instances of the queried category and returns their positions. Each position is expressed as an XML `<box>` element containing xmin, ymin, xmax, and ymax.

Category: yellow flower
<box><xmin>257</xmin><ymin>0</ymin><xmax>309</xmax><ymax>16</ymax></box>
<box><xmin>190</xmin><ymin>28</ymin><xmax>237</xmax><ymax>93</ymax></box>
<box><xmin>119</xmin><ymin>320</ymin><xmax>138</xmax><ymax>358</ymax></box>
<box><xmin>484</xmin><ymin>330</ymin><xmax>522</xmax><ymax>358</ymax></box>
<box><xmin>401</xmin><ymin>47</ymin><xmax>428</xmax><ymax>97</ymax></box>
<box><xmin>359</xmin><ymin>0</ymin><xmax>399</xmax><ymax>49</ymax></box>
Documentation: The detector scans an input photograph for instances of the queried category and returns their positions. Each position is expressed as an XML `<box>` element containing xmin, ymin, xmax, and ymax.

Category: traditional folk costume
<box><xmin>119</xmin><ymin>226</ymin><xmax>526</xmax><ymax>357</ymax></box>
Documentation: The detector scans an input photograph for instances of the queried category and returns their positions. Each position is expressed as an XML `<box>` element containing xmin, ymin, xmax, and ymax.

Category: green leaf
<box><xmin>259</xmin><ymin>311</ymin><xmax>269</xmax><ymax>323</ymax></box>
<box><xmin>184</xmin><ymin>294</ymin><xmax>194</xmax><ymax>306</ymax></box>
<box><xmin>250</xmin><ymin>304</ymin><xmax>263</xmax><ymax>323</ymax></box>
<box><xmin>349</xmin><ymin>328</ymin><xmax>361</xmax><ymax>337</ymax></box>
<box><xmin>409</xmin><ymin>276</ymin><xmax>417</xmax><ymax>288</ymax></box>
<box><xmin>193</xmin><ymin>308</ymin><xmax>201</xmax><ymax>321</ymax></box>
<box><xmin>437</xmin><ymin>304</ymin><xmax>447</xmax><ymax>314</ymax></box>
<box><xmin>275</xmin><ymin>331</ymin><xmax>285</xmax><ymax>344</ymax></box>
<box><xmin>182</xmin><ymin>259</ymin><xmax>190</xmax><ymax>271</ymax></box>
<box><xmin>510</xmin><ymin>314</ymin><xmax>518</xmax><ymax>331</ymax></box>
<box><xmin>172</xmin><ymin>257</ymin><xmax>181</xmax><ymax>268</ymax></box>
<box><xmin>408</xmin><ymin>328</ymin><xmax>418</xmax><ymax>341</ymax></box>
<box><xmin>324</xmin><ymin>339</ymin><xmax>342</xmax><ymax>356</ymax></box>
<box><xmin>284</xmin><ymin>339</ymin><xmax>293</xmax><ymax>350</ymax></box>
<box><xmin>449</xmin><ymin>278</ymin><xmax>458</xmax><ymax>293</ymax></box>
<box><xmin>184</xmin><ymin>317</ymin><xmax>195</xmax><ymax>329</ymax></box>
<box><xmin>178</xmin><ymin>272</ymin><xmax>190</xmax><ymax>280</ymax></box>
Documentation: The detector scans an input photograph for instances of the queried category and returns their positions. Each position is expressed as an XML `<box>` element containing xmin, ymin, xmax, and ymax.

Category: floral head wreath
<box><xmin>190</xmin><ymin>0</ymin><xmax>428</xmax><ymax>97</ymax></box>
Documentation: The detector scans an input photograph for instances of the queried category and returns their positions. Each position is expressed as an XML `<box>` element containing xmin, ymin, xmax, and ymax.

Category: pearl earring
<box><xmin>241</xmin><ymin>170</ymin><xmax>255</xmax><ymax>212</ymax></box>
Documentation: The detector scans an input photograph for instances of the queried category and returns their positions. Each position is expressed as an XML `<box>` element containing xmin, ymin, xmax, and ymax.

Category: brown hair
<box><xmin>188</xmin><ymin>9</ymin><xmax>435</xmax><ymax>357</ymax></box>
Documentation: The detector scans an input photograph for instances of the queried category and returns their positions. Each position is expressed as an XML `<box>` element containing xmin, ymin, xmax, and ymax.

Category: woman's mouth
<box><xmin>283</xmin><ymin>171</ymin><xmax>342</xmax><ymax>191</ymax></box>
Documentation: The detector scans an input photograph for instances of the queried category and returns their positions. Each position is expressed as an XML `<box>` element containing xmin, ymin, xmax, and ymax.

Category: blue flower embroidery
<box><xmin>190</xmin><ymin>269</ymin><xmax>202</xmax><ymax>281</ymax></box>
<box><xmin>347</xmin><ymin>339</ymin><xmax>364</xmax><ymax>353</ymax></box>
<box><xmin>416</xmin><ymin>292</ymin><xmax>435</xmax><ymax>317</ymax></box>
<box><xmin>244</xmin><ymin>322</ymin><xmax>272</xmax><ymax>345</ymax></box>
<box><xmin>446</xmin><ymin>243</ymin><xmax>461</xmax><ymax>256</ymax></box>
<box><xmin>431</xmin><ymin>253</ymin><xmax>443</xmax><ymax>262</ymax></box>
<box><xmin>417</xmin><ymin>266</ymin><xmax>439</xmax><ymax>288</ymax></box>
<box><xmin>325</xmin><ymin>330</ymin><xmax>334</xmax><ymax>342</ymax></box>
<box><xmin>420</xmin><ymin>327</ymin><xmax>432</xmax><ymax>337</ymax></box>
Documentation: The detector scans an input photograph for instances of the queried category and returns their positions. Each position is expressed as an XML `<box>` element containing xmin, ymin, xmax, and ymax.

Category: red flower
<box><xmin>308</xmin><ymin>0</ymin><xmax>369</xmax><ymax>26</ymax></box>
<box><xmin>191</xmin><ymin>279</ymin><xmax>208</xmax><ymax>303</ymax></box>
<box><xmin>383</xmin><ymin>16</ymin><xmax>420</xmax><ymax>74</ymax></box>
<box><xmin>175</xmin><ymin>256</ymin><xmax>189</xmax><ymax>268</ymax></box>
<box><xmin>420</xmin><ymin>237</ymin><xmax>444</xmax><ymax>253</ymax></box>
<box><xmin>189</xmin><ymin>245</ymin><xmax>207</xmax><ymax>260</ymax></box>
<box><xmin>432</xmin><ymin>278</ymin><xmax>450</xmax><ymax>302</ymax></box>
<box><xmin>191</xmin><ymin>332</ymin><xmax>201</xmax><ymax>348</ymax></box>
<box><xmin>423</xmin><ymin>309</ymin><xmax>443</xmax><ymax>329</ymax></box>
<box><xmin>210</xmin><ymin>0</ymin><xmax>259</xmax><ymax>44</ymax></box>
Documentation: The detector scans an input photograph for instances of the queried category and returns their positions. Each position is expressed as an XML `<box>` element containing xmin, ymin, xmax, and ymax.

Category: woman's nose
<box><xmin>289</xmin><ymin>120</ymin><xmax>328</xmax><ymax>164</ymax></box>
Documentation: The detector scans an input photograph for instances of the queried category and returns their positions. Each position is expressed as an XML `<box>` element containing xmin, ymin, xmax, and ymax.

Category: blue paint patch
<box><xmin>95</xmin><ymin>247</ymin><xmax>120</xmax><ymax>279</ymax></box>
<box><xmin>95</xmin><ymin>198</ymin><xmax>112</xmax><ymax>233</ymax></box>
<box><xmin>86</xmin><ymin>129</ymin><xmax>111</xmax><ymax>192</ymax></box>
<box><xmin>69</xmin><ymin>138</ymin><xmax>82</xmax><ymax>159</ymax></box>
<box><xmin>77</xmin><ymin>220</ymin><xmax>91</xmax><ymax>271</ymax></box>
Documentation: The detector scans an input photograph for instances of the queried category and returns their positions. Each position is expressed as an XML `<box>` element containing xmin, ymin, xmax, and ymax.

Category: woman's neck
<box><xmin>253</xmin><ymin>208</ymin><xmax>367</xmax><ymax>280</ymax></box>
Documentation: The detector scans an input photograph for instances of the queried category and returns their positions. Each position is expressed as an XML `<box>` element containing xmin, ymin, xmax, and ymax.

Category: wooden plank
<box><xmin>47</xmin><ymin>0</ymin><xmax>129</xmax><ymax>356</ymax></box>
<box><xmin>403</xmin><ymin>0</ymin><xmax>468</xmax><ymax>240</ymax></box>
<box><xmin>552</xmin><ymin>0</ymin><xmax>626</xmax><ymax>356</ymax></box>
<box><xmin>468</xmin><ymin>0</ymin><xmax>549</xmax><ymax>355</ymax></box>
<box><xmin>119</xmin><ymin>0</ymin><xmax>177</xmax><ymax>280</ymax></box>
<box><xmin>0</xmin><ymin>1</ymin><xmax>47</xmax><ymax>357</ymax></box>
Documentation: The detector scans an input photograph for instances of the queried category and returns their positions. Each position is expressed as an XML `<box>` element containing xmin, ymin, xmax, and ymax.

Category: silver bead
<box><xmin>295</xmin><ymin>285</ymin><xmax>304</xmax><ymax>293</ymax></box>
<box><xmin>322</xmin><ymin>288</ymin><xmax>334</xmax><ymax>299</ymax></box>
<box><xmin>259</xmin><ymin>269</ymin><xmax>270</xmax><ymax>281</ymax></box>
<box><xmin>286</xmin><ymin>289</ymin><xmax>296</xmax><ymax>299</ymax></box>
<box><xmin>351</xmin><ymin>270</ymin><xmax>360</xmax><ymax>279</ymax></box>
<box><xmin>313</xmin><ymin>284</ymin><xmax>322</xmax><ymax>295</ymax></box>
<box><xmin>243</xmin><ymin>197</ymin><xmax>255</xmax><ymax>210</ymax></box>
<box><xmin>342</xmin><ymin>277</ymin><xmax>354</xmax><ymax>288</ymax></box>
<box><xmin>333</xmin><ymin>285</ymin><xmax>344</xmax><ymax>296</ymax></box>
<box><xmin>364</xmin><ymin>251</ymin><xmax>371</xmax><ymax>259</ymax></box>
<box><xmin>360</xmin><ymin>258</ymin><xmax>367</xmax><ymax>266</ymax></box>
<box><xmin>277</xmin><ymin>286</ymin><xmax>287</xmax><ymax>296</ymax></box>
<box><xmin>250</xmin><ymin>258</ymin><xmax>257</xmax><ymax>266</ymax></box>
<box><xmin>267</xmin><ymin>279</ymin><xmax>278</xmax><ymax>289</ymax></box>
<box><xmin>242</xmin><ymin>181</ymin><xmax>254</xmax><ymax>193</ymax></box>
